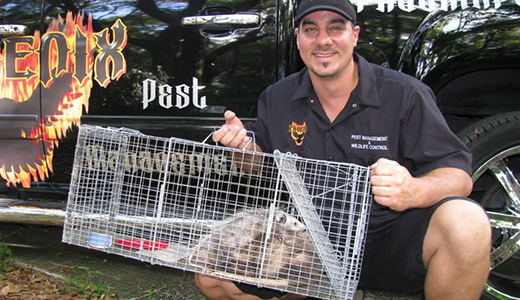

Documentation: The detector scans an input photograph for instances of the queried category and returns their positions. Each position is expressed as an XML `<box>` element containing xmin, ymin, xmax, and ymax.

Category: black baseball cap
<box><xmin>295</xmin><ymin>0</ymin><xmax>357</xmax><ymax>26</ymax></box>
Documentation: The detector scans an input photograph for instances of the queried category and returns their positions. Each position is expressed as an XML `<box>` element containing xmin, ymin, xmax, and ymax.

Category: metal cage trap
<box><xmin>62</xmin><ymin>125</ymin><xmax>372</xmax><ymax>300</ymax></box>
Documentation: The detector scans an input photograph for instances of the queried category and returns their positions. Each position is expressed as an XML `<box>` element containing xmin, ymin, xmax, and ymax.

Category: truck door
<box><xmin>37</xmin><ymin>0</ymin><xmax>279</xmax><ymax>193</ymax></box>
<box><xmin>0</xmin><ymin>1</ymin><xmax>45</xmax><ymax>192</ymax></box>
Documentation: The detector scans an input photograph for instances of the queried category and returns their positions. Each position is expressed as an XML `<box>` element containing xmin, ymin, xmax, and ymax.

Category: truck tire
<box><xmin>458</xmin><ymin>112</ymin><xmax>520</xmax><ymax>300</ymax></box>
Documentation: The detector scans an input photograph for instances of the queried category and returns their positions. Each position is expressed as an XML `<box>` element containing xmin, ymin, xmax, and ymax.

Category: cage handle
<box><xmin>108</xmin><ymin>126</ymin><xmax>141</xmax><ymax>134</ymax></box>
<box><xmin>202</xmin><ymin>128</ymin><xmax>258</xmax><ymax>152</ymax></box>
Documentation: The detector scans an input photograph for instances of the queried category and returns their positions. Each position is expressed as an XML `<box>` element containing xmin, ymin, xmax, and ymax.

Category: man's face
<box><xmin>295</xmin><ymin>10</ymin><xmax>360</xmax><ymax>79</ymax></box>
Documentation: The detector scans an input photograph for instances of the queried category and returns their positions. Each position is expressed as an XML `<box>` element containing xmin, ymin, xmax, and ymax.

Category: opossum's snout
<box><xmin>292</xmin><ymin>221</ymin><xmax>306</xmax><ymax>233</ymax></box>
<box><xmin>275</xmin><ymin>212</ymin><xmax>287</xmax><ymax>224</ymax></box>
<box><xmin>275</xmin><ymin>212</ymin><xmax>306</xmax><ymax>231</ymax></box>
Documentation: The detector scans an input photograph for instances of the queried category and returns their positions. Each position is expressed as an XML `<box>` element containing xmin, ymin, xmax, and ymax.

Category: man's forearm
<box><xmin>411</xmin><ymin>167</ymin><xmax>473</xmax><ymax>209</ymax></box>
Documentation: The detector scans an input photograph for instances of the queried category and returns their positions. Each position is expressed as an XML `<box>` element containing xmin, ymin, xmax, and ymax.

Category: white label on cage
<box><xmin>84</xmin><ymin>145</ymin><xmax>243</xmax><ymax>176</ymax></box>
<box><xmin>88</xmin><ymin>232</ymin><xmax>113</xmax><ymax>249</ymax></box>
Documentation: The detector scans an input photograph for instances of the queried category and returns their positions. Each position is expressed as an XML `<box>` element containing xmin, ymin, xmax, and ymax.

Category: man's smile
<box><xmin>312</xmin><ymin>51</ymin><xmax>337</xmax><ymax>59</ymax></box>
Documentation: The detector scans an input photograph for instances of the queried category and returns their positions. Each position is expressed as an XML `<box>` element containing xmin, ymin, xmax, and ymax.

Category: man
<box><xmin>195</xmin><ymin>0</ymin><xmax>491</xmax><ymax>299</ymax></box>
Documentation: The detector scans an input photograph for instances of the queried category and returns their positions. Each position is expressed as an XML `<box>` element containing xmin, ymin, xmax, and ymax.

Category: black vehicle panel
<box><xmin>0</xmin><ymin>0</ymin><xmax>520</xmax><ymax>199</ymax></box>
<box><xmin>0</xmin><ymin>0</ymin><xmax>278</xmax><ymax>191</ymax></box>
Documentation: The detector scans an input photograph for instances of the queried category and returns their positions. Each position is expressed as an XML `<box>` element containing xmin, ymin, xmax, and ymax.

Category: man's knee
<box><xmin>434</xmin><ymin>199</ymin><xmax>490</xmax><ymax>241</ymax></box>
<box><xmin>195</xmin><ymin>273</ymin><xmax>230</xmax><ymax>300</ymax></box>
<box><xmin>194</xmin><ymin>273</ymin><xmax>262</xmax><ymax>300</ymax></box>
<box><xmin>194</xmin><ymin>272</ymin><xmax>213</xmax><ymax>290</ymax></box>
<box><xmin>424</xmin><ymin>199</ymin><xmax>491</xmax><ymax>264</ymax></box>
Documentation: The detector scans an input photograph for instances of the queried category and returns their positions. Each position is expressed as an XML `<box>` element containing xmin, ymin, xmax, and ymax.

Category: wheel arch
<box><xmin>397</xmin><ymin>2</ymin><xmax>520</xmax><ymax>112</ymax></box>
<box><xmin>457</xmin><ymin>111</ymin><xmax>520</xmax><ymax>170</ymax></box>
<box><xmin>436</xmin><ymin>68</ymin><xmax>520</xmax><ymax>119</ymax></box>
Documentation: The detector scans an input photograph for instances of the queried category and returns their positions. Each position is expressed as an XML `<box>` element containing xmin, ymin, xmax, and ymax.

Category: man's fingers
<box><xmin>240</xmin><ymin>136</ymin><xmax>254</xmax><ymax>150</ymax></box>
<box><xmin>370</xmin><ymin>175</ymin><xmax>391</xmax><ymax>187</ymax></box>
<box><xmin>212</xmin><ymin>125</ymin><xmax>229</xmax><ymax>143</ymax></box>
<box><xmin>224</xmin><ymin>110</ymin><xmax>236</xmax><ymax>124</ymax></box>
<box><xmin>371</xmin><ymin>158</ymin><xmax>398</xmax><ymax>167</ymax></box>
<box><xmin>371</xmin><ymin>158</ymin><xmax>399</xmax><ymax>171</ymax></box>
<box><xmin>370</xmin><ymin>158</ymin><xmax>414</xmax><ymax>212</ymax></box>
<box><xmin>219</xmin><ymin>126</ymin><xmax>248</xmax><ymax>148</ymax></box>
<box><xmin>213</xmin><ymin>110</ymin><xmax>247</xmax><ymax>146</ymax></box>
<box><xmin>371</xmin><ymin>164</ymin><xmax>396</xmax><ymax>176</ymax></box>
<box><xmin>212</xmin><ymin>125</ymin><xmax>252</xmax><ymax>150</ymax></box>
<box><xmin>224</xmin><ymin>110</ymin><xmax>244</xmax><ymax>129</ymax></box>
<box><xmin>371</xmin><ymin>172</ymin><xmax>406</xmax><ymax>186</ymax></box>
<box><xmin>373</xmin><ymin>194</ymin><xmax>392</xmax><ymax>205</ymax></box>
<box><xmin>372</xmin><ymin>185</ymin><xmax>397</xmax><ymax>197</ymax></box>
<box><xmin>371</xmin><ymin>159</ymin><xmax>406</xmax><ymax>177</ymax></box>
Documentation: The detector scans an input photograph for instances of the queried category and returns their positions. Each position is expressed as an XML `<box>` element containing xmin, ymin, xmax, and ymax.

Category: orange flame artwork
<box><xmin>0</xmin><ymin>12</ymin><xmax>127</xmax><ymax>188</ymax></box>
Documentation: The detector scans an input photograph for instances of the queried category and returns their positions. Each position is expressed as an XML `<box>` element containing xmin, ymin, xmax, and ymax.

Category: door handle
<box><xmin>0</xmin><ymin>24</ymin><xmax>28</xmax><ymax>36</ymax></box>
<box><xmin>182</xmin><ymin>14</ymin><xmax>260</xmax><ymax>30</ymax></box>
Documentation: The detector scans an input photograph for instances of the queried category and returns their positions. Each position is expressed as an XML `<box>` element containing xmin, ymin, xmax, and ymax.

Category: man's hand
<box><xmin>212</xmin><ymin>110</ymin><xmax>253</xmax><ymax>150</ymax></box>
<box><xmin>370</xmin><ymin>158</ymin><xmax>473</xmax><ymax>211</ymax></box>
<box><xmin>370</xmin><ymin>158</ymin><xmax>416</xmax><ymax>211</ymax></box>
<box><xmin>213</xmin><ymin>111</ymin><xmax>263</xmax><ymax>173</ymax></box>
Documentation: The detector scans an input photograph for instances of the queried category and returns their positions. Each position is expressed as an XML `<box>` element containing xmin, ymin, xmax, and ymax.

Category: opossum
<box><xmin>190</xmin><ymin>208</ymin><xmax>326</xmax><ymax>286</ymax></box>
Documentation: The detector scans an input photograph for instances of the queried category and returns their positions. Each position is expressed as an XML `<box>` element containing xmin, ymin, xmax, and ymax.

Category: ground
<box><xmin>0</xmin><ymin>223</ymin><xmax>425</xmax><ymax>300</ymax></box>
<box><xmin>0</xmin><ymin>261</ymin><xmax>115</xmax><ymax>300</ymax></box>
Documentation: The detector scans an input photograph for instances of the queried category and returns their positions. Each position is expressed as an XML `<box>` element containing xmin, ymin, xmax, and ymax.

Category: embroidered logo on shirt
<box><xmin>350</xmin><ymin>134</ymin><xmax>389</xmax><ymax>151</ymax></box>
<box><xmin>288</xmin><ymin>122</ymin><xmax>307</xmax><ymax>146</ymax></box>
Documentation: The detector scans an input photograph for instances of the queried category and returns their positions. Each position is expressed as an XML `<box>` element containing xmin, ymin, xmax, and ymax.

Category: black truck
<box><xmin>1</xmin><ymin>0</ymin><xmax>519</xmax><ymax>298</ymax></box>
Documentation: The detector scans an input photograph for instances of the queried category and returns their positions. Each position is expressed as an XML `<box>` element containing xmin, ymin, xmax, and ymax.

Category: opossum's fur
<box><xmin>191</xmin><ymin>208</ymin><xmax>326</xmax><ymax>286</ymax></box>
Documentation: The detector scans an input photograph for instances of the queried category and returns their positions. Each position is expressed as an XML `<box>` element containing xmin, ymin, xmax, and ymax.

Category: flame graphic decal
<box><xmin>0</xmin><ymin>12</ymin><xmax>127</xmax><ymax>188</ymax></box>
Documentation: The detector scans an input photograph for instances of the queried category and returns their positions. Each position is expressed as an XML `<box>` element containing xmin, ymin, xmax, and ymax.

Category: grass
<box><xmin>63</xmin><ymin>265</ymin><xmax>117</xmax><ymax>299</ymax></box>
<box><xmin>0</xmin><ymin>232</ymin><xmax>205</xmax><ymax>299</ymax></box>
<box><xmin>0</xmin><ymin>235</ymin><xmax>13</xmax><ymax>272</ymax></box>
<box><xmin>0</xmin><ymin>235</ymin><xmax>117</xmax><ymax>299</ymax></box>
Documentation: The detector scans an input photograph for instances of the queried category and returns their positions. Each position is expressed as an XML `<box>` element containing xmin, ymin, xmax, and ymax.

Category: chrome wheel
<box><xmin>473</xmin><ymin>146</ymin><xmax>520</xmax><ymax>300</ymax></box>
<box><xmin>458</xmin><ymin>112</ymin><xmax>520</xmax><ymax>300</ymax></box>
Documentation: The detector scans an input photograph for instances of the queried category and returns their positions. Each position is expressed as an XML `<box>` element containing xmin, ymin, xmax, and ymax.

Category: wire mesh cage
<box><xmin>62</xmin><ymin>125</ymin><xmax>372</xmax><ymax>300</ymax></box>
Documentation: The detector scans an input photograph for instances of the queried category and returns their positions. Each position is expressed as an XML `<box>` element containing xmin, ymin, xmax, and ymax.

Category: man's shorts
<box><xmin>357</xmin><ymin>196</ymin><xmax>483</xmax><ymax>292</ymax></box>
<box><xmin>233</xmin><ymin>281</ymin><xmax>287</xmax><ymax>299</ymax></box>
<box><xmin>232</xmin><ymin>281</ymin><xmax>321</xmax><ymax>299</ymax></box>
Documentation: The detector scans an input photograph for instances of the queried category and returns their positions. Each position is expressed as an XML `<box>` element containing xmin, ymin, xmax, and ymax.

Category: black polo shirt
<box><xmin>246</xmin><ymin>53</ymin><xmax>472</xmax><ymax>234</ymax></box>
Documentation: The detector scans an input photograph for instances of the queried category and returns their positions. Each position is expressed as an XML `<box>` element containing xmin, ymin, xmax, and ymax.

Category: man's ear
<box><xmin>353</xmin><ymin>25</ymin><xmax>361</xmax><ymax>47</ymax></box>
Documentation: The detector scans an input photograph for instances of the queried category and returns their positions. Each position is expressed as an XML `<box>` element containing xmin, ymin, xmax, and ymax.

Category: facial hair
<box><xmin>312</xmin><ymin>61</ymin><xmax>339</xmax><ymax>78</ymax></box>
<box><xmin>309</xmin><ymin>47</ymin><xmax>341</xmax><ymax>78</ymax></box>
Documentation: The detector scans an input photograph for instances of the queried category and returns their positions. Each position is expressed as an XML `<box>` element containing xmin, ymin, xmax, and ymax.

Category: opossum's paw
<box><xmin>189</xmin><ymin>252</ymin><xmax>212</xmax><ymax>269</ymax></box>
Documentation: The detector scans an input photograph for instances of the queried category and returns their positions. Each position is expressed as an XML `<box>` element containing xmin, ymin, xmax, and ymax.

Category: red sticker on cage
<box><xmin>115</xmin><ymin>239</ymin><xmax>168</xmax><ymax>250</ymax></box>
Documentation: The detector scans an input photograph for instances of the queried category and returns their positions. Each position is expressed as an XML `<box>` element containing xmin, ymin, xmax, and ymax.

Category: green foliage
<box><xmin>63</xmin><ymin>265</ymin><xmax>116</xmax><ymax>299</ymax></box>
<box><xmin>0</xmin><ymin>235</ymin><xmax>13</xmax><ymax>272</ymax></box>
